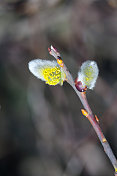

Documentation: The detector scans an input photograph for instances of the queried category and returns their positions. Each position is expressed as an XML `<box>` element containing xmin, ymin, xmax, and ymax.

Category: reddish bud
<box><xmin>81</xmin><ymin>109</ymin><xmax>88</xmax><ymax>117</ymax></box>
<box><xmin>48</xmin><ymin>47</ymin><xmax>51</xmax><ymax>52</ymax></box>
<box><xmin>51</xmin><ymin>45</ymin><xmax>58</xmax><ymax>53</ymax></box>
<box><xmin>57</xmin><ymin>58</ymin><xmax>64</xmax><ymax>67</ymax></box>
<box><xmin>95</xmin><ymin>115</ymin><xmax>99</xmax><ymax>123</ymax></box>
<box><xmin>75</xmin><ymin>78</ymin><xmax>87</xmax><ymax>92</ymax></box>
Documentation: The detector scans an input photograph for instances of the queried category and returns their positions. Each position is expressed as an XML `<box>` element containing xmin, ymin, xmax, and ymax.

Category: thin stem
<box><xmin>74</xmin><ymin>87</ymin><xmax>117</xmax><ymax>174</ymax></box>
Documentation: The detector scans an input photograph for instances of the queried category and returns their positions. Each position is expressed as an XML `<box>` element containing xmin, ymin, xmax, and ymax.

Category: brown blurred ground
<box><xmin>0</xmin><ymin>0</ymin><xmax>117</xmax><ymax>176</ymax></box>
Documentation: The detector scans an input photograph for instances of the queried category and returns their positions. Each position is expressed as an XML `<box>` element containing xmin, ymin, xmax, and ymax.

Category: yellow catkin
<box><xmin>115</xmin><ymin>167</ymin><xmax>117</xmax><ymax>173</ymax></box>
<box><xmin>42</xmin><ymin>67</ymin><xmax>61</xmax><ymax>85</ymax></box>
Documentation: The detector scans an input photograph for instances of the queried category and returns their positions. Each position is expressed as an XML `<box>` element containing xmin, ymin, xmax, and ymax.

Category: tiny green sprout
<box><xmin>77</xmin><ymin>60</ymin><xmax>99</xmax><ymax>89</ymax></box>
<box><xmin>28</xmin><ymin>59</ymin><xmax>66</xmax><ymax>86</ymax></box>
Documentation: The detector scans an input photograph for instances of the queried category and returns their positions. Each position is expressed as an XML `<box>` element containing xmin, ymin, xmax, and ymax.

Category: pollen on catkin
<box><xmin>28</xmin><ymin>59</ymin><xmax>66</xmax><ymax>86</ymax></box>
<box><xmin>78</xmin><ymin>60</ymin><xmax>99</xmax><ymax>89</ymax></box>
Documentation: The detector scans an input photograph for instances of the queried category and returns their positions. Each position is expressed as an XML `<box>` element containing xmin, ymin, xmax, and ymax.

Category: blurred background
<box><xmin>0</xmin><ymin>0</ymin><xmax>117</xmax><ymax>176</ymax></box>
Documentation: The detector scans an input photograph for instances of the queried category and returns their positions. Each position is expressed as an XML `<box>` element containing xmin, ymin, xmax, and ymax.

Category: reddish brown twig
<box><xmin>49</xmin><ymin>45</ymin><xmax>117</xmax><ymax>176</ymax></box>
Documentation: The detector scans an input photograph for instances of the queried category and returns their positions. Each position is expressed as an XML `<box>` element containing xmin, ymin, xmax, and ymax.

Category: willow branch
<box><xmin>49</xmin><ymin>45</ymin><xmax>117</xmax><ymax>176</ymax></box>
